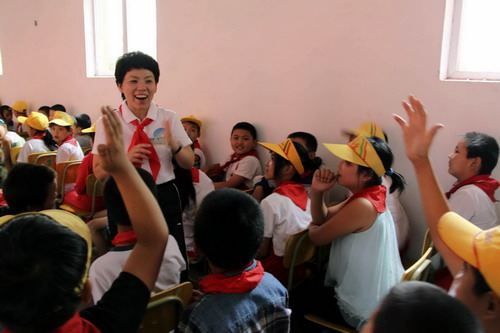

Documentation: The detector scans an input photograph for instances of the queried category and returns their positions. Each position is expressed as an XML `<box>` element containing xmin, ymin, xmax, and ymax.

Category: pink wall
<box><xmin>1</xmin><ymin>0</ymin><xmax>500</xmax><ymax>260</ymax></box>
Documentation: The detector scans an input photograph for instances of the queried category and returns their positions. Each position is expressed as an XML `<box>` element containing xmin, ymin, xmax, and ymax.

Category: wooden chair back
<box><xmin>283</xmin><ymin>229</ymin><xmax>316</xmax><ymax>291</ymax></box>
<box><xmin>56</xmin><ymin>161</ymin><xmax>82</xmax><ymax>203</ymax></box>
<box><xmin>28</xmin><ymin>152</ymin><xmax>57</xmax><ymax>170</ymax></box>
<box><xmin>10</xmin><ymin>146</ymin><xmax>23</xmax><ymax>164</ymax></box>
<box><xmin>59</xmin><ymin>173</ymin><xmax>105</xmax><ymax>219</ymax></box>
<box><xmin>401</xmin><ymin>247</ymin><xmax>433</xmax><ymax>282</ymax></box>
<box><xmin>82</xmin><ymin>146</ymin><xmax>92</xmax><ymax>156</ymax></box>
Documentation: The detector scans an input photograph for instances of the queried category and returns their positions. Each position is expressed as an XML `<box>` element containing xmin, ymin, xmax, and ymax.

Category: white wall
<box><xmin>1</xmin><ymin>0</ymin><xmax>500</xmax><ymax>260</ymax></box>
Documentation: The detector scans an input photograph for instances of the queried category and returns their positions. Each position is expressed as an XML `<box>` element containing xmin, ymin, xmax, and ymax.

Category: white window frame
<box><xmin>83</xmin><ymin>0</ymin><xmax>157</xmax><ymax>78</ymax></box>
<box><xmin>441</xmin><ymin>0</ymin><xmax>500</xmax><ymax>81</ymax></box>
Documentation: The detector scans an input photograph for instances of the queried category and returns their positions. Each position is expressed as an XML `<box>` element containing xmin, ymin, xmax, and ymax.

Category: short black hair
<box><xmin>3</xmin><ymin>164</ymin><xmax>56</xmax><ymax>214</ymax></box>
<box><xmin>37</xmin><ymin>106</ymin><xmax>50</xmax><ymax>117</ymax></box>
<box><xmin>0</xmin><ymin>105</ymin><xmax>12</xmax><ymax>116</ymax></box>
<box><xmin>194</xmin><ymin>188</ymin><xmax>263</xmax><ymax>271</ymax></box>
<box><xmin>0</xmin><ymin>214</ymin><xmax>88</xmax><ymax>332</ymax></box>
<box><xmin>287</xmin><ymin>131</ymin><xmax>318</xmax><ymax>153</ymax></box>
<box><xmin>231</xmin><ymin>122</ymin><xmax>257</xmax><ymax>141</ymax></box>
<box><xmin>105</xmin><ymin>168</ymin><xmax>157</xmax><ymax>236</ymax></box>
<box><xmin>50</xmin><ymin>104</ymin><xmax>66</xmax><ymax>112</ymax></box>
<box><xmin>74</xmin><ymin>113</ymin><xmax>91</xmax><ymax>129</ymax></box>
<box><xmin>373</xmin><ymin>281</ymin><xmax>483</xmax><ymax>333</ymax></box>
<box><xmin>463</xmin><ymin>132</ymin><xmax>499</xmax><ymax>175</ymax></box>
<box><xmin>115</xmin><ymin>51</ymin><xmax>160</xmax><ymax>85</ymax></box>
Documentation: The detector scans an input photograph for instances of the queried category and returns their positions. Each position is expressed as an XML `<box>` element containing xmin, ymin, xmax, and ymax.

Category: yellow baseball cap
<box><xmin>12</xmin><ymin>101</ymin><xmax>28</xmax><ymax>114</ymax></box>
<box><xmin>438</xmin><ymin>212</ymin><xmax>500</xmax><ymax>297</ymax></box>
<box><xmin>18</xmin><ymin>111</ymin><xmax>49</xmax><ymax>131</ymax></box>
<box><xmin>49</xmin><ymin>111</ymin><xmax>75</xmax><ymax>127</ymax></box>
<box><xmin>181</xmin><ymin>115</ymin><xmax>202</xmax><ymax>129</ymax></box>
<box><xmin>343</xmin><ymin>122</ymin><xmax>386</xmax><ymax>142</ymax></box>
<box><xmin>0</xmin><ymin>209</ymin><xmax>92</xmax><ymax>293</ymax></box>
<box><xmin>82</xmin><ymin>118</ymin><xmax>100</xmax><ymax>133</ymax></box>
<box><xmin>323</xmin><ymin>135</ymin><xmax>386</xmax><ymax>177</ymax></box>
<box><xmin>259</xmin><ymin>138</ymin><xmax>305</xmax><ymax>175</ymax></box>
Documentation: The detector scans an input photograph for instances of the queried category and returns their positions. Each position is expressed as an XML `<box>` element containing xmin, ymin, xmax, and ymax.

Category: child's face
<box><xmin>183</xmin><ymin>122</ymin><xmax>200</xmax><ymax>142</ymax></box>
<box><xmin>230</xmin><ymin>129</ymin><xmax>256</xmax><ymax>155</ymax></box>
<box><xmin>48</xmin><ymin>109</ymin><xmax>56</xmax><ymax>120</ymax></box>
<box><xmin>448</xmin><ymin>139</ymin><xmax>474</xmax><ymax>181</ymax></box>
<box><xmin>336</xmin><ymin>160</ymin><xmax>361</xmax><ymax>188</ymax></box>
<box><xmin>50</xmin><ymin>124</ymin><xmax>72</xmax><ymax>144</ymax></box>
<box><xmin>2</xmin><ymin>110</ymin><xmax>12</xmax><ymax>123</ymax></box>
<box><xmin>264</xmin><ymin>153</ymin><xmax>277</xmax><ymax>180</ymax></box>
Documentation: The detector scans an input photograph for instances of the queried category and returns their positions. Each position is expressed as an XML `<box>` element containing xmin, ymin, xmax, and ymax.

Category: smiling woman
<box><xmin>91</xmin><ymin>52</ymin><xmax>194</xmax><ymax>271</ymax></box>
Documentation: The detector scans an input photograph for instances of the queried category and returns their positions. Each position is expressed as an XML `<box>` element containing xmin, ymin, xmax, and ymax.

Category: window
<box><xmin>84</xmin><ymin>0</ymin><xmax>157</xmax><ymax>77</ymax></box>
<box><xmin>441</xmin><ymin>0</ymin><xmax>500</xmax><ymax>81</ymax></box>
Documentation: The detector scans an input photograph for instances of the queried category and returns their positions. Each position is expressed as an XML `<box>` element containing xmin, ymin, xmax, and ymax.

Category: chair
<box><xmin>56</xmin><ymin>161</ymin><xmax>82</xmax><ymax>204</ymax></box>
<box><xmin>304</xmin><ymin>314</ymin><xmax>358</xmax><ymax>333</ymax></box>
<box><xmin>10</xmin><ymin>146</ymin><xmax>23</xmax><ymax>164</ymax></box>
<box><xmin>82</xmin><ymin>146</ymin><xmax>92</xmax><ymax>156</ymax></box>
<box><xmin>401</xmin><ymin>246</ymin><xmax>433</xmax><ymax>282</ymax></box>
<box><xmin>283</xmin><ymin>229</ymin><xmax>316</xmax><ymax>291</ymax></box>
<box><xmin>59</xmin><ymin>174</ymin><xmax>105</xmax><ymax>219</ymax></box>
<box><xmin>421</xmin><ymin>229</ymin><xmax>437</xmax><ymax>257</ymax></box>
<box><xmin>28</xmin><ymin>152</ymin><xmax>57</xmax><ymax>169</ymax></box>
<box><xmin>139</xmin><ymin>282</ymin><xmax>193</xmax><ymax>333</ymax></box>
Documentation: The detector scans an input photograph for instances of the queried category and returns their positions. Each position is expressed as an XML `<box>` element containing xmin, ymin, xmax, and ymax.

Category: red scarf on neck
<box><xmin>111</xmin><ymin>230</ymin><xmax>137</xmax><ymax>246</ymax></box>
<box><xmin>60</xmin><ymin>135</ymin><xmax>78</xmax><ymax>147</ymax></box>
<box><xmin>2</xmin><ymin>312</ymin><xmax>101</xmax><ymax>333</ymax></box>
<box><xmin>119</xmin><ymin>105</ymin><xmax>161</xmax><ymax>181</ymax></box>
<box><xmin>191</xmin><ymin>167</ymin><xmax>200</xmax><ymax>183</ymax></box>
<box><xmin>345</xmin><ymin>185</ymin><xmax>387</xmax><ymax>213</ymax></box>
<box><xmin>199</xmin><ymin>260</ymin><xmax>265</xmax><ymax>294</ymax></box>
<box><xmin>192</xmin><ymin>139</ymin><xmax>202</xmax><ymax>150</ymax></box>
<box><xmin>274</xmin><ymin>181</ymin><xmax>308</xmax><ymax>211</ymax></box>
<box><xmin>207</xmin><ymin>150</ymin><xmax>259</xmax><ymax>176</ymax></box>
<box><xmin>445</xmin><ymin>175</ymin><xmax>499</xmax><ymax>202</ymax></box>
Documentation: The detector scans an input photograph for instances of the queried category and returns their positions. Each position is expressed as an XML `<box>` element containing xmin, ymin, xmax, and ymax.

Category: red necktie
<box><xmin>129</xmin><ymin>118</ymin><xmax>161</xmax><ymax>181</ymax></box>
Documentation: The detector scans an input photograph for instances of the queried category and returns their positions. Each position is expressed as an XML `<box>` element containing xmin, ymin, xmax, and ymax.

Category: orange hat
<box><xmin>259</xmin><ymin>138</ymin><xmax>305</xmax><ymax>175</ymax></box>
<box><xmin>17</xmin><ymin>111</ymin><xmax>49</xmax><ymax>131</ymax></box>
<box><xmin>49</xmin><ymin>111</ymin><xmax>75</xmax><ymax>127</ymax></box>
<box><xmin>324</xmin><ymin>135</ymin><xmax>386</xmax><ymax>177</ymax></box>
<box><xmin>438</xmin><ymin>212</ymin><xmax>500</xmax><ymax>297</ymax></box>
<box><xmin>181</xmin><ymin>115</ymin><xmax>202</xmax><ymax>129</ymax></box>
<box><xmin>343</xmin><ymin>122</ymin><xmax>386</xmax><ymax>142</ymax></box>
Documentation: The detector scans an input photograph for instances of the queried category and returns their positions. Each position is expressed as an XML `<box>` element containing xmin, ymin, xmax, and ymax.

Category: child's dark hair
<box><xmin>463</xmin><ymin>132</ymin><xmax>499</xmax><ymax>175</ymax></box>
<box><xmin>37</xmin><ymin>106</ymin><xmax>50</xmax><ymax>117</ymax></box>
<box><xmin>0</xmin><ymin>215</ymin><xmax>88</xmax><ymax>332</ymax></box>
<box><xmin>195</xmin><ymin>188</ymin><xmax>263</xmax><ymax>271</ymax></box>
<box><xmin>173</xmin><ymin>163</ymin><xmax>196</xmax><ymax>210</ymax></box>
<box><xmin>3</xmin><ymin>164</ymin><xmax>56</xmax><ymax>214</ymax></box>
<box><xmin>232</xmin><ymin>122</ymin><xmax>257</xmax><ymax>140</ymax></box>
<box><xmin>74</xmin><ymin>114</ymin><xmax>91</xmax><ymax>129</ymax></box>
<box><xmin>50</xmin><ymin>104</ymin><xmax>66</xmax><ymax>112</ymax></box>
<box><xmin>115</xmin><ymin>51</ymin><xmax>160</xmax><ymax>85</ymax></box>
<box><xmin>105</xmin><ymin>168</ymin><xmax>157</xmax><ymax>237</ymax></box>
<box><xmin>39</xmin><ymin>129</ymin><xmax>58</xmax><ymax>151</ymax></box>
<box><xmin>0</xmin><ymin>105</ymin><xmax>12</xmax><ymax>117</ymax></box>
<box><xmin>273</xmin><ymin>141</ymin><xmax>322</xmax><ymax>181</ymax></box>
<box><xmin>358</xmin><ymin>136</ymin><xmax>406</xmax><ymax>194</ymax></box>
<box><xmin>287</xmin><ymin>131</ymin><xmax>323</xmax><ymax>168</ymax></box>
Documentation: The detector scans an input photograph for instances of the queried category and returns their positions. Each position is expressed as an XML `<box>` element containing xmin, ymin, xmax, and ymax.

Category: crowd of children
<box><xmin>0</xmin><ymin>51</ymin><xmax>499</xmax><ymax>333</ymax></box>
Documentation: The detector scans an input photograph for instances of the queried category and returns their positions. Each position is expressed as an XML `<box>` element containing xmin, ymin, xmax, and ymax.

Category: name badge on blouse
<box><xmin>150</xmin><ymin>128</ymin><xmax>166</xmax><ymax>146</ymax></box>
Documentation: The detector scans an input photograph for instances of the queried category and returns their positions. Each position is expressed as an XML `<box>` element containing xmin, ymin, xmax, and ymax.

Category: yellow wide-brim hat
<box><xmin>343</xmin><ymin>121</ymin><xmax>386</xmax><ymax>142</ymax></box>
<box><xmin>49</xmin><ymin>111</ymin><xmax>75</xmax><ymax>127</ymax></box>
<box><xmin>0</xmin><ymin>209</ymin><xmax>92</xmax><ymax>293</ymax></box>
<box><xmin>439</xmin><ymin>212</ymin><xmax>500</xmax><ymax>297</ymax></box>
<box><xmin>323</xmin><ymin>135</ymin><xmax>386</xmax><ymax>177</ymax></box>
<box><xmin>181</xmin><ymin>115</ymin><xmax>202</xmax><ymax>129</ymax></box>
<box><xmin>82</xmin><ymin>117</ymin><xmax>100</xmax><ymax>133</ymax></box>
<box><xmin>18</xmin><ymin>111</ymin><xmax>49</xmax><ymax>131</ymax></box>
<box><xmin>259</xmin><ymin>138</ymin><xmax>305</xmax><ymax>175</ymax></box>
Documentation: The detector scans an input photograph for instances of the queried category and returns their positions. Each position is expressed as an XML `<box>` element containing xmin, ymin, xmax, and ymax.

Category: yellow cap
<box><xmin>181</xmin><ymin>115</ymin><xmax>202</xmax><ymax>129</ymax></box>
<box><xmin>18</xmin><ymin>111</ymin><xmax>49</xmax><ymax>131</ymax></box>
<box><xmin>344</xmin><ymin>122</ymin><xmax>386</xmax><ymax>142</ymax></box>
<box><xmin>439</xmin><ymin>212</ymin><xmax>500</xmax><ymax>297</ymax></box>
<box><xmin>82</xmin><ymin>117</ymin><xmax>100</xmax><ymax>133</ymax></box>
<box><xmin>259</xmin><ymin>138</ymin><xmax>305</xmax><ymax>175</ymax></box>
<box><xmin>49</xmin><ymin>111</ymin><xmax>75</xmax><ymax>127</ymax></box>
<box><xmin>12</xmin><ymin>101</ymin><xmax>28</xmax><ymax>114</ymax></box>
<box><xmin>324</xmin><ymin>135</ymin><xmax>386</xmax><ymax>177</ymax></box>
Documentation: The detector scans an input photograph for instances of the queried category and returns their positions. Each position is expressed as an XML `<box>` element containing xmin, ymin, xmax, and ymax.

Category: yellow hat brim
<box><xmin>259</xmin><ymin>139</ymin><xmax>305</xmax><ymax>175</ymax></box>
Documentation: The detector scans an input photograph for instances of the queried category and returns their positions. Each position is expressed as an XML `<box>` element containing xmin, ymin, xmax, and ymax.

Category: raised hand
<box><xmin>394</xmin><ymin>96</ymin><xmax>444</xmax><ymax>163</ymax></box>
<box><xmin>311</xmin><ymin>168</ymin><xmax>337</xmax><ymax>193</ymax></box>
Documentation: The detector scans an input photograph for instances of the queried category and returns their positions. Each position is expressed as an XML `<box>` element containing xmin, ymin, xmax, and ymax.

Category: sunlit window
<box><xmin>84</xmin><ymin>0</ymin><xmax>157</xmax><ymax>77</ymax></box>
<box><xmin>441</xmin><ymin>0</ymin><xmax>500</xmax><ymax>81</ymax></box>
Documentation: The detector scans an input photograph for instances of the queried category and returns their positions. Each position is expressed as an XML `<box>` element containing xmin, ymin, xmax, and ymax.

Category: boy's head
<box><xmin>362</xmin><ymin>281</ymin><xmax>483</xmax><ymax>333</ymax></box>
<box><xmin>49</xmin><ymin>104</ymin><xmax>66</xmax><ymax>120</ymax></box>
<box><xmin>0</xmin><ymin>210</ymin><xmax>92</xmax><ymax>332</ymax></box>
<box><xmin>49</xmin><ymin>111</ymin><xmax>75</xmax><ymax>144</ymax></box>
<box><xmin>230</xmin><ymin>122</ymin><xmax>257</xmax><ymax>156</ymax></box>
<box><xmin>194</xmin><ymin>188</ymin><xmax>263</xmax><ymax>271</ymax></box>
<box><xmin>104</xmin><ymin>168</ymin><xmax>157</xmax><ymax>237</ymax></box>
<box><xmin>11</xmin><ymin>101</ymin><xmax>28</xmax><ymax>117</ymax></box>
<box><xmin>3</xmin><ymin>163</ymin><xmax>57</xmax><ymax>214</ymax></box>
<box><xmin>0</xmin><ymin>105</ymin><xmax>13</xmax><ymax>123</ymax></box>
<box><xmin>181</xmin><ymin>115</ymin><xmax>202</xmax><ymax>142</ymax></box>
<box><xmin>74</xmin><ymin>113</ymin><xmax>92</xmax><ymax>136</ymax></box>
<box><xmin>37</xmin><ymin>105</ymin><xmax>50</xmax><ymax>118</ymax></box>
<box><xmin>288</xmin><ymin>131</ymin><xmax>318</xmax><ymax>159</ymax></box>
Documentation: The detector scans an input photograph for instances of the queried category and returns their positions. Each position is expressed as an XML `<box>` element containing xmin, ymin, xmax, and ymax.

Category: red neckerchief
<box><xmin>191</xmin><ymin>167</ymin><xmax>200</xmax><ymax>183</ymax></box>
<box><xmin>199</xmin><ymin>260</ymin><xmax>264</xmax><ymax>294</ymax></box>
<box><xmin>111</xmin><ymin>230</ymin><xmax>137</xmax><ymax>246</ymax></box>
<box><xmin>274</xmin><ymin>181</ymin><xmax>308</xmax><ymax>211</ymax></box>
<box><xmin>119</xmin><ymin>105</ymin><xmax>161</xmax><ymax>181</ymax></box>
<box><xmin>2</xmin><ymin>312</ymin><xmax>101</xmax><ymax>333</ymax></box>
<box><xmin>32</xmin><ymin>132</ymin><xmax>46</xmax><ymax>140</ymax></box>
<box><xmin>345</xmin><ymin>185</ymin><xmax>387</xmax><ymax>213</ymax></box>
<box><xmin>207</xmin><ymin>150</ymin><xmax>259</xmax><ymax>176</ymax></box>
<box><xmin>60</xmin><ymin>135</ymin><xmax>78</xmax><ymax>147</ymax></box>
<box><xmin>192</xmin><ymin>139</ymin><xmax>202</xmax><ymax>150</ymax></box>
<box><xmin>445</xmin><ymin>175</ymin><xmax>499</xmax><ymax>202</ymax></box>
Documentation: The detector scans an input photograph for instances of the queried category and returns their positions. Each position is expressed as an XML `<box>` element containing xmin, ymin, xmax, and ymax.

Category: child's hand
<box><xmin>127</xmin><ymin>143</ymin><xmax>152</xmax><ymax>164</ymax></box>
<box><xmin>394</xmin><ymin>96</ymin><xmax>444</xmax><ymax>163</ymax></box>
<box><xmin>97</xmin><ymin>106</ymin><xmax>130</xmax><ymax>174</ymax></box>
<box><xmin>311</xmin><ymin>169</ymin><xmax>337</xmax><ymax>192</ymax></box>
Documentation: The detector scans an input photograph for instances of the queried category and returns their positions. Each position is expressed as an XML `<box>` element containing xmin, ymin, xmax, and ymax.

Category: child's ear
<box><xmin>360</xmin><ymin>169</ymin><xmax>375</xmax><ymax>182</ymax></box>
<box><xmin>470</xmin><ymin>157</ymin><xmax>482</xmax><ymax>172</ymax></box>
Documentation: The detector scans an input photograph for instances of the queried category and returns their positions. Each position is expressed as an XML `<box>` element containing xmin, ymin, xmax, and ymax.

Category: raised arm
<box><xmin>97</xmin><ymin>106</ymin><xmax>168</xmax><ymax>291</ymax></box>
<box><xmin>394</xmin><ymin>96</ymin><xmax>463</xmax><ymax>275</ymax></box>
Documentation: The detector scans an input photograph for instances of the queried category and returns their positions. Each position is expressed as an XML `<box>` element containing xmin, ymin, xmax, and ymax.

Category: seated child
<box><xmin>48</xmin><ymin>103</ymin><xmax>66</xmax><ymax>120</ymax></box>
<box><xmin>361</xmin><ymin>281</ymin><xmax>483</xmax><ymax>333</ymax></box>
<box><xmin>204</xmin><ymin>122</ymin><xmax>262</xmax><ymax>190</ymax></box>
<box><xmin>179</xmin><ymin>188</ymin><xmax>291</xmax><ymax>332</ymax></box>
<box><xmin>181</xmin><ymin>115</ymin><xmax>206</xmax><ymax>169</ymax></box>
<box><xmin>0</xmin><ymin>106</ymin><xmax>14</xmax><ymax>131</ymax></box>
<box><xmin>11</xmin><ymin>101</ymin><xmax>28</xmax><ymax>134</ymax></box>
<box><xmin>37</xmin><ymin>105</ymin><xmax>50</xmax><ymax>118</ymax></box>
<box><xmin>49</xmin><ymin>111</ymin><xmax>84</xmax><ymax>164</ymax></box>
<box><xmin>446</xmin><ymin>131</ymin><xmax>499</xmax><ymax>230</ymax></box>
<box><xmin>16</xmin><ymin>111</ymin><xmax>57</xmax><ymax>163</ymax></box>
<box><xmin>74</xmin><ymin>113</ymin><xmax>93</xmax><ymax>148</ymax></box>
<box><xmin>89</xmin><ymin>167</ymin><xmax>185</xmax><ymax>302</ymax></box>
<box><xmin>256</xmin><ymin>139</ymin><xmax>320</xmax><ymax>285</ymax></box>
<box><xmin>0</xmin><ymin>107</ymin><xmax>169</xmax><ymax>333</ymax></box>
<box><xmin>0</xmin><ymin>119</ymin><xmax>25</xmax><ymax>171</ymax></box>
